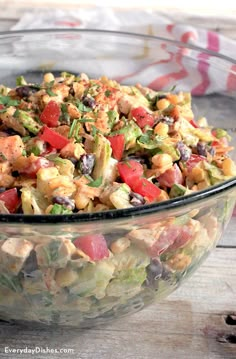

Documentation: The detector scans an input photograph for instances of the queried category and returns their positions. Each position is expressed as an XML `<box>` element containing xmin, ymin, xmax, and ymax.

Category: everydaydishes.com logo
<box><xmin>4</xmin><ymin>346</ymin><xmax>75</xmax><ymax>355</ymax></box>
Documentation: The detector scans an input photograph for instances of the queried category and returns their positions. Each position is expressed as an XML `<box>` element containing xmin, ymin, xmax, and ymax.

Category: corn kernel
<box><xmin>222</xmin><ymin>158</ymin><xmax>236</xmax><ymax>176</ymax></box>
<box><xmin>167</xmin><ymin>94</ymin><xmax>179</xmax><ymax>105</ymax></box>
<box><xmin>152</xmin><ymin>153</ymin><xmax>173</xmax><ymax>168</ymax></box>
<box><xmin>154</xmin><ymin>122</ymin><xmax>169</xmax><ymax>136</ymax></box>
<box><xmin>167</xmin><ymin>253</ymin><xmax>191</xmax><ymax>271</ymax></box>
<box><xmin>197</xmin><ymin>180</ymin><xmax>209</xmax><ymax>190</ymax></box>
<box><xmin>43</xmin><ymin>72</ymin><xmax>55</xmax><ymax>83</ymax></box>
<box><xmin>110</xmin><ymin>237</ymin><xmax>130</xmax><ymax>254</ymax></box>
<box><xmin>156</xmin><ymin>189</ymin><xmax>169</xmax><ymax>202</ymax></box>
<box><xmin>55</xmin><ymin>267</ymin><xmax>78</xmax><ymax>287</ymax></box>
<box><xmin>156</xmin><ymin>98</ymin><xmax>170</xmax><ymax>110</ymax></box>
<box><xmin>191</xmin><ymin>167</ymin><xmax>205</xmax><ymax>183</ymax></box>
<box><xmin>75</xmin><ymin>192</ymin><xmax>90</xmax><ymax>210</ymax></box>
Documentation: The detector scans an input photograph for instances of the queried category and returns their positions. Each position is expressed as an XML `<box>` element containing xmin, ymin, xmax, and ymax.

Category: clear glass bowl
<box><xmin>0</xmin><ymin>29</ymin><xmax>235</xmax><ymax>327</ymax></box>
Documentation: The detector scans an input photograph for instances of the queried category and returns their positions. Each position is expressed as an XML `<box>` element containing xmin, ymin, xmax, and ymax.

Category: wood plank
<box><xmin>0</xmin><ymin>20</ymin><xmax>16</xmax><ymax>31</ymax></box>
<box><xmin>221</xmin><ymin>218</ymin><xmax>236</xmax><ymax>246</ymax></box>
<box><xmin>0</xmin><ymin>248</ymin><xmax>235</xmax><ymax>359</ymax></box>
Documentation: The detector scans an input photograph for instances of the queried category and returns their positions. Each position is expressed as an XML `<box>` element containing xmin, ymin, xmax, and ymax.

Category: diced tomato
<box><xmin>211</xmin><ymin>129</ymin><xmax>217</xmax><ymax>137</ymax></box>
<box><xmin>73</xmin><ymin>234</ymin><xmax>109</xmax><ymax>261</ymax></box>
<box><xmin>40</xmin><ymin>126</ymin><xmax>70</xmax><ymax>150</ymax></box>
<box><xmin>166</xmin><ymin>225</ymin><xmax>193</xmax><ymax>252</ymax></box>
<box><xmin>117</xmin><ymin>160</ymin><xmax>143</xmax><ymax>187</ymax></box>
<box><xmin>132</xmin><ymin>178</ymin><xmax>161</xmax><ymax>203</ymax></box>
<box><xmin>0</xmin><ymin>105</ymin><xmax>4</xmax><ymax>110</ymax></box>
<box><xmin>41</xmin><ymin>144</ymin><xmax>57</xmax><ymax>156</ymax></box>
<box><xmin>157</xmin><ymin>164</ymin><xmax>183</xmax><ymax>188</ymax></box>
<box><xmin>185</xmin><ymin>154</ymin><xmax>205</xmax><ymax>171</ymax></box>
<box><xmin>23</xmin><ymin>157</ymin><xmax>53</xmax><ymax>177</ymax></box>
<box><xmin>107</xmin><ymin>134</ymin><xmax>125</xmax><ymax>161</ymax></box>
<box><xmin>148</xmin><ymin>225</ymin><xmax>180</xmax><ymax>257</ymax></box>
<box><xmin>131</xmin><ymin>107</ymin><xmax>154</xmax><ymax>129</ymax></box>
<box><xmin>0</xmin><ymin>188</ymin><xmax>20</xmax><ymax>213</ymax></box>
<box><xmin>148</xmin><ymin>224</ymin><xmax>193</xmax><ymax>257</ymax></box>
<box><xmin>40</xmin><ymin>101</ymin><xmax>60</xmax><ymax>127</ymax></box>
<box><xmin>211</xmin><ymin>140</ymin><xmax>219</xmax><ymax>146</ymax></box>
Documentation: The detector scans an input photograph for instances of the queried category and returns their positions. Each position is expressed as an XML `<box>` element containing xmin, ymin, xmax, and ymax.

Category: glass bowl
<box><xmin>0</xmin><ymin>29</ymin><xmax>235</xmax><ymax>327</ymax></box>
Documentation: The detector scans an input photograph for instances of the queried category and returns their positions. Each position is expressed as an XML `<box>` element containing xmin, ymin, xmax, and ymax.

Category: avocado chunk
<box><xmin>169</xmin><ymin>184</ymin><xmax>187</xmax><ymax>198</ymax></box>
<box><xmin>15</xmin><ymin>110</ymin><xmax>42</xmax><ymax>135</ymax></box>
<box><xmin>109</xmin><ymin>183</ymin><xmax>132</xmax><ymax>209</ymax></box>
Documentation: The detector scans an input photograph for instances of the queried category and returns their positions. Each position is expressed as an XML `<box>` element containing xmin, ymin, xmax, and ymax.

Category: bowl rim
<box><xmin>0</xmin><ymin>28</ymin><xmax>235</xmax><ymax>224</ymax></box>
<box><xmin>0</xmin><ymin>178</ymin><xmax>235</xmax><ymax>224</ymax></box>
<box><xmin>0</xmin><ymin>28</ymin><xmax>236</xmax><ymax>64</ymax></box>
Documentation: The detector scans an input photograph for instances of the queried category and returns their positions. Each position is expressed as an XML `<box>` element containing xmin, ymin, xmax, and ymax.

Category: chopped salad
<box><xmin>0</xmin><ymin>71</ymin><xmax>235</xmax><ymax>215</ymax></box>
<box><xmin>0</xmin><ymin>72</ymin><xmax>235</xmax><ymax>325</ymax></box>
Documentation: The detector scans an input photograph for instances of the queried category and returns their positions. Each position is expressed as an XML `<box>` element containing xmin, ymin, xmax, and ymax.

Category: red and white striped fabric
<box><xmin>12</xmin><ymin>8</ymin><xmax>236</xmax><ymax>95</ymax></box>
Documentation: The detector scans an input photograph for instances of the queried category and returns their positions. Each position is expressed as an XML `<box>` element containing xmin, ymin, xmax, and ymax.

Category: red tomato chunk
<box><xmin>23</xmin><ymin>157</ymin><xmax>53</xmax><ymax>177</ymax></box>
<box><xmin>147</xmin><ymin>224</ymin><xmax>193</xmax><ymax>257</ymax></box>
<box><xmin>73</xmin><ymin>234</ymin><xmax>109</xmax><ymax>261</ymax></box>
<box><xmin>40</xmin><ymin>126</ymin><xmax>70</xmax><ymax>150</ymax></box>
<box><xmin>40</xmin><ymin>101</ymin><xmax>61</xmax><ymax>127</ymax></box>
<box><xmin>117</xmin><ymin>160</ymin><xmax>143</xmax><ymax>187</ymax></box>
<box><xmin>131</xmin><ymin>107</ymin><xmax>154</xmax><ymax>129</ymax></box>
<box><xmin>132</xmin><ymin>178</ymin><xmax>161</xmax><ymax>203</ymax></box>
<box><xmin>157</xmin><ymin>164</ymin><xmax>183</xmax><ymax>188</ymax></box>
<box><xmin>0</xmin><ymin>188</ymin><xmax>20</xmax><ymax>213</ymax></box>
<box><xmin>185</xmin><ymin>154</ymin><xmax>206</xmax><ymax>171</ymax></box>
<box><xmin>107</xmin><ymin>134</ymin><xmax>125</xmax><ymax>161</ymax></box>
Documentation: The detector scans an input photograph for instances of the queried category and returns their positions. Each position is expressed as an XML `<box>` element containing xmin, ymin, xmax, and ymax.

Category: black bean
<box><xmin>12</xmin><ymin>170</ymin><xmax>19</xmax><ymax>177</ymax></box>
<box><xmin>5</xmin><ymin>128</ymin><xmax>19</xmax><ymax>136</ymax></box>
<box><xmin>159</xmin><ymin>116</ymin><xmax>174</xmax><ymax>125</ymax></box>
<box><xmin>22</xmin><ymin>250</ymin><xmax>38</xmax><ymax>276</ymax></box>
<box><xmin>104</xmin><ymin>229</ymin><xmax>130</xmax><ymax>246</ymax></box>
<box><xmin>125</xmin><ymin>153</ymin><xmax>150</xmax><ymax>167</ymax></box>
<box><xmin>129</xmin><ymin>191</ymin><xmax>145</xmax><ymax>207</ymax></box>
<box><xmin>124</xmin><ymin>155</ymin><xmax>146</xmax><ymax>164</ymax></box>
<box><xmin>79</xmin><ymin>154</ymin><xmax>95</xmax><ymax>175</ymax></box>
<box><xmin>16</xmin><ymin>85</ymin><xmax>38</xmax><ymax>98</ymax></box>
<box><xmin>197</xmin><ymin>141</ymin><xmax>207</xmax><ymax>157</ymax></box>
<box><xmin>197</xmin><ymin>142</ymin><xmax>215</xmax><ymax>157</ymax></box>
<box><xmin>157</xmin><ymin>94</ymin><xmax>167</xmax><ymax>100</ymax></box>
<box><xmin>69</xmin><ymin>86</ymin><xmax>75</xmax><ymax>96</ymax></box>
<box><xmin>161</xmin><ymin>264</ymin><xmax>172</xmax><ymax>281</ymax></box>
<box><xmin>52</xmin><ymin>196</ymin><xmax>75</xmax><ymax>210</ymax></box>
<box><xmin>68</xmin><ymin>157</ymin><xmax>79</xmax><ymax>166</ymax></box>
<box><xmin>82</xmin><ymin>95</ymin><xmax>96</xmax><ymax>109</ymax></box>
<box><xmin>176</xmin><ymin>141</ymin><xmax>191</xmax><ymax>161</ymax></box>
<box><xmin>144</xmin><ymin>259</ymin><xmax>163</xmax><ymax>289</ymax></box>
<box><xmin>208</xmin><ymin>146</ymin><xmax>215</xmax><ymax>156</ymax></box>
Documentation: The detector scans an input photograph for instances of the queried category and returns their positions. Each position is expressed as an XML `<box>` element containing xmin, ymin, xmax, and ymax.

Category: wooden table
<box><xmin>0</xmin><ymin>4</ymin><xmax>236</xmax><ymax>358</ymax></box>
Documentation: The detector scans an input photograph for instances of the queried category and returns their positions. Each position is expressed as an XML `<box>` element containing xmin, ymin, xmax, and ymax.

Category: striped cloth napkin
<box><xmin>11</xmin><ymin>8</ymin><xmax>236</xmax><ymax>95</ymax></box>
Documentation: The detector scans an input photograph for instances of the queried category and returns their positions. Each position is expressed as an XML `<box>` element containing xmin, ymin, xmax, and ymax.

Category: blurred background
<box><xmin>1</xmin><ymin>0</ymin><xmax>236</xmax><ymax>41</ymax></box>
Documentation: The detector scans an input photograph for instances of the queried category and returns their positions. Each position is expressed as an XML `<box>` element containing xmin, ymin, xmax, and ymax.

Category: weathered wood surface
<box><xmin>0</xmin><ymin>248</ymin><xmax>235</xmax><ymax>359</ymax></box>
<box><xmin>0</xmin><ymin>7</ymin><xmax>236</xmax><ymax>359</ymax></box>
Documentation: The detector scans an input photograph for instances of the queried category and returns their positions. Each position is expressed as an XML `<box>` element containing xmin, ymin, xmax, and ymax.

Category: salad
<box><xmin>0</xmin><ymin>71</ymin><xmax>235</xmax><ymax>215</ymax></box>
<box><xmin>0</xmin><ymin>72</ymin><xmax>235</xmax><ymax>325</ymax></box>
